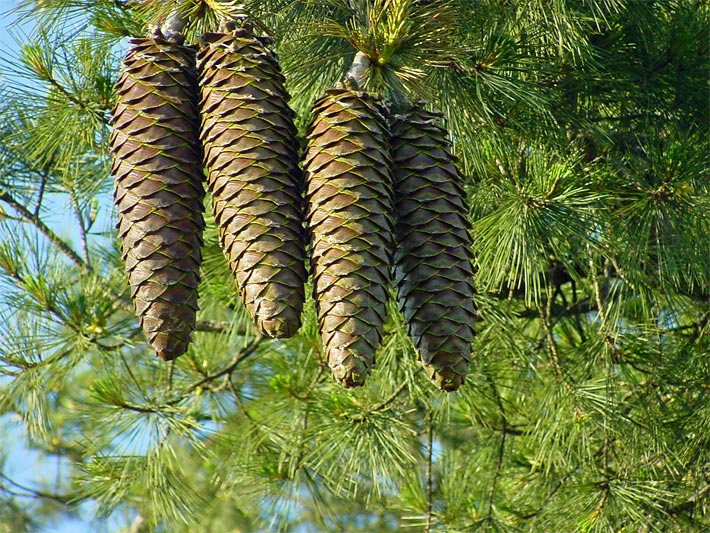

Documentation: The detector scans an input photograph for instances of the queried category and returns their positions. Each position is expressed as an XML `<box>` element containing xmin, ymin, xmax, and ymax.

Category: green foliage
<box><xmin>1</xmin><ymin>0</ymin><xmax>708</xmax><ymax>531</ymax></box>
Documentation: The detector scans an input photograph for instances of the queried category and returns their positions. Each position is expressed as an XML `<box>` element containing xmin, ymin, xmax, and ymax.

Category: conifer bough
<box><xmin>390</xmin><ymin>103</ymin><xmax>476</xmax><ymax>391</ymax></box>
<box><xmin>304</xmin><ymin>88</ymin><xmax>394</xmax><ymax>387</ymax></box>
<box><xmin>198</xmin><ymin>27</ymin><xmax>306</xmax><ymax>338</ymax></box>
<box><xmin>110</xmin><ymin>31</ymin><xmax>205</xmax><ymax>360</ymax></box>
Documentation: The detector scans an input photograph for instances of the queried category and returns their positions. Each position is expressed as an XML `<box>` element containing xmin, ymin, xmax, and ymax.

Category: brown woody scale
<box><xmin>198</xmin><ymin>28</ymin><xmax>306</xmax><ymax>338</ymax></box>
<box><xmin>390</xmin><ymin>103</ymin><xmax>476</xmax><ymax>391</ymax></box>
<box><xmin>110</xmin><ymin>34</ymin><xmax>205</xmax><ymax>360</ymax></box>
<box><xmin>303</xmin><ymin>88</ymin><xmax>394</xmax><ymax>387</ymax></box>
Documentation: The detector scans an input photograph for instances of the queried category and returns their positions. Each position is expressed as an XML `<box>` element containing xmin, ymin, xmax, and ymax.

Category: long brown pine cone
<box><xmin>303</xmin><ymin>88</ymin><xmax>394</xmax><ymax>387</ymax></box>
<box><xmin>198</xmin><ymin>27</ymin><xmax>306</xmax><ymax>338</ymax></box>
<box><xmin>390</xmin><ymin>103</ymin><xmax>476</xmax><ymax>391</ymax></box>
<box><xmin>110</xmin><ymin>33</ymin><xmax>205</xmax><ymax>360</ymax></box>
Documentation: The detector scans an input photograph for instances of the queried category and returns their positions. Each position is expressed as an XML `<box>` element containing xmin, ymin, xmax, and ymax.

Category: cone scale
<box><xmin>198</xmin><ymin>27</ymin><xmax>306</xmax><ymax>338</ymax></box>
<box><xmin>390</xmin><ymin>103</ymin><xmax>476</xmax><ymax>391</ymax></box>
<box><xmin>304</xmin><ymin>88</ymin><xmax>394</xmax><ymax>387</ymax></box>
<box><xmin>110</xmin><ymin>34</ymin><xmax>205</xmax><ymax>360</ymax></box>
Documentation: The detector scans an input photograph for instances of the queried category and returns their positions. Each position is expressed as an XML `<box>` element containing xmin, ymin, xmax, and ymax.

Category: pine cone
<box><xmin>110</xmin><ymin>35</ymin><xmax>205</xmax><ymax>360</ymax></box>
<box><xmin>198</xmin><ymin>28</ymin><xmax>306</xmax><ymax>338</ymax></box>
<box><xmin>390</xmin><ymin>103</ymin><xmax>476</xmax><ymax>391</ymax></box>
<box><xmin>304</xmin><ymin>88</ymin><xmax>394</xmax><ymax>387</ymax></box>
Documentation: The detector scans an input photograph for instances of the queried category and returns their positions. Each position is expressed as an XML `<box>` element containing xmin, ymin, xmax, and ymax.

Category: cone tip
<box><xmin>329</xmin><ymin>354</ymin><xmax>371</xmax><ymax>388</ymax></box>
<box><xmin>258</xmin><ymin>317</ymin><xmax>301</xmax><ymax>339</ymax></box>
<box><xmin>422</xmin><ymin>358</ymin><xmax>468</xmax><ymax>392</ymax></box>
<box><xmin>155</xmin><ymin>346</ymin><xmax>187</xmax><ymax>361</ymax></box>
<box><xmin>151</xmin><ymin>332</ymin><xmax>190</xmax><ymax>361</ymax></box>
<box><xmin>433</xmin><ymin>371</ymin><xmax>465</xmax><ymax>392</ymax></box>
<box><xmin>335</xmin><ymin>371</ymin><xmax>368</xmax><ymax>388</ymax></box>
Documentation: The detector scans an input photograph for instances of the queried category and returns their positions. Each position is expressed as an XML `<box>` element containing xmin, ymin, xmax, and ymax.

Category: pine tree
<box><xmin>0</xmin><ymin>1</ymin><xmax>708</xmax><ymax>532</ymax></box>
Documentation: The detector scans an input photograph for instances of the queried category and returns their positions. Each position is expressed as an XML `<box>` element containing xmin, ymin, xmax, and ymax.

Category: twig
<box><xmin>0</xmin><ymin>190</ymin><xmax>89</xmax><ymax>271</ymax></box>
<box><xmin>0</xmin><ymin>473</ymin><xmax>73</xmax><ymax>506</ymax></box>
<box><xmin>285</xmin><ymin>363</ymin><xmax>327</xmax><ymax>401</ymax></box>
<box><xmin>195</xmin><ymin>320</ymin><xmax>231</xmax><ymax>332</ymax></box>
<box><xmin>46</xmin><ymin>76</ymin><xmax>108</xmax><ymax>125</ymax></box>
<box><xmin>126</xmin><ymin>513</ymin><xmax>145</xmax><ymax>533</ymax></box>
<box><xmin>0</xmin><ymin>262</ymin><xmax>77</xmax><ymax>332</ymax></box>
<box><xmin>537</xmin><ymin>284</ymin><xmax>579</xmax><ymax>400</ymax></box>
<box><xmin>227</xmin><ymin>378</ymin><xmax>258</xmax><ymax>426</ymax></box>
<box><xmin>589</xmin><ymin>253</ymin><xmax>623</xmax><ymax>359</ymax></box>
<box><xmin>667</xmin><ymin>483</ymin><xmax>710</xmax><ymax>516</ymax></box>
<box><xmin>295</xmin><ymin>404</ymin><xmax>310</xmax><ymax>472</ymax></box>
<box><xmin>372</xmin><ymin>381</ymin><xmax>408</xmax><ymax>412</ymax></box>
<box><xmin>166</xmin><ymin>360</ymin><xmax>174</xmax><ymax>393</ymax></box>
<box><xmin>69</xmin><ymin>192</ymin><xmax>91</xmax><ymax>268</ymax></box>
<box><xmin>517</xmin><ymin>468</ymin><xmax>576</xmax><ymax>520</ymax></box>
<box><xmin>194</xmin><ymin>319</ymin><xmax>248</xmax><ymax>334</ymax></box>
<box><xmin>486</xmin><ymin>377</ymin><xmax>507</xmax><ymax>522</ymax></box>
<box><xmin>425</xmin><ymin>407</ymin><xmax>434</xmax><ymax>533</ymax></box>
<box><xmin>183</xmin><ymin>336</ymin><xmax>263</xmax><ymax>396</ymax></box>
<box><xmin>346</xmin><ymin>381</ymin><xmax>408</xmax><ymax>422</ymax></box>
<box><xmin>161</xmin><ymin>9</ymin><xmax>187</xmax><ymax>38</ymax></box>
<box><xmin>33</xmin><ymin>158</ymin><xmax>53</xmax><ymax>217</ymax></box>
<box><xmin>346</xmin><ymin>51</ymin><xmax>371</xmax><ymax>88</ymax></box>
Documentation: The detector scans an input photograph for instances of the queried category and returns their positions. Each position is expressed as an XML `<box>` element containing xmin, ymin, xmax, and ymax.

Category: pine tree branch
<box><xmin>158</xmin><ymin>7</ymin><xmax>188</xmax><ymax>43</ymax></box>
<box><xmin>294</xmin><ymin>404</ymin><xmax>311</xmax><ymax>474</ymax></box>
<box><xmin>182</xmin><ymin>335</ymin><xmax>263</xmax><ymax>396</ymax></box>
<box><xmin>125</xmin><ymin>513</ymin><xmax>146</xmax><ymax>533</ymax></box>
<box><xmin>33</xmin><ymin>158</ymin><xmax>53</xmax><ymax>217</ymax></box>
<box><xmin>667</xmin><ymin>483</ymin><xmax>710</xmax><ymax>516</ymax></box>
<box><xmin>283</xmin><ymin>363</ymin><xmax>327</xmax><ymax>401</ymax></box>
<box><xmin>195</xmin><ymin>320</ymin><xmax>232</xmax><ymax>333</ymax></box>
<box><xmin>227</xmin><ymin>378</ymin><xmax>259</xmax><ymax>426</ymax></box>
<box><xmin>46</xmin><ymin>75</ymin><xmax>109</xmax><ymax>125</ymax></box>
<box><xmin>371</xmin><ymin>381</ymin><xmax>408</xmax><ymax>412</ymax></box>
<box><xmin>0</xmin><ymin>190</ymin><xmax>89</xmax><ymax>271</ymax></box>
<box><xmin>346</xmin><ymin>381</ymin><xmax>407</xmax><ymax>422</ymax></box>
<box><xmin>537</xmin><ymin>292</ymin><xmax>577</xmax><ymax>401</ymax></box>
<box><xmin>424</xmin><ymin>407</ymin><xmax>434</xmax><ymax>533</ymax></box>
<box><xmin>486</xmin><ymin>376</ymin><xmax>507</xmax><ymax>523</ymax></box>
<box><xmin>0</xmin><ymin>265</ymin><xmax>78</xmax><ymax>335</ymax></box>
<box><xmin>69</xmin><ymin>192</ymin><xmax>91</xmax><ymax>268</ymax></box>
<box><xmin>515</xmin><ymin>297</ymin><xmax>597</xmax><ymax>319</ymax></box>
<box><xmin>0</xmin><ymin>473</ymin><xmax>73</xmax><ymax>506</ymax></box>
<box><xmin>589</xmin><ymin>253</ymin><xmax>625</xmax><ymax>360</ymax></box>
<box><xmin>516</xmin><ymin>468</ymin><xmax>577</xmax><ymax>520</ymax></box>
<box><xmin>346</xmin><ymin>51</ymin><xmax>370</xmax><ymax>88</ymax></box>
<box><xmin>225</xmin><ymin>376</ymin><xmax>292</xmax><ymax>452</ymax></box>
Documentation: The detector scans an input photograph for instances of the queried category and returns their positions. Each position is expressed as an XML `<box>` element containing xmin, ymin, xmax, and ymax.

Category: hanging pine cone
<box><xmin>303</xmin><ymin>88</ymin><xmax>394</xmax><ymax>387</ymax></box>
<box><xmin>390</xmin><ymin>103</ymin><xmax>476</xmax><ymax>391</ymax></box>
<box><xmin>110</xmin><ymin>32</ymin><xmax>205</xmax><ymax>360</ymax></box>
<box><xmin>198</xmin><ymin>26</ymin><xmax>306</xmax><ymax>338</ymax></box>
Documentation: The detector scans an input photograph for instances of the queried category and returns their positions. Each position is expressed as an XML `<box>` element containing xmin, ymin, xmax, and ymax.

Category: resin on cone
<box><xmin>390</xmin><ymin>103</ymin><xmax>476</xmax><ymax>391</ymax></box>
<box><xmin>303</xmin><ymin>88</ymin><xmax>394</xmax><ymax>387</ymax></box>
<box><xmin>198</xmin><ymin>26</ymin><xmax>306</xmax><ymax>338</ymax></box>
<box><xmin>110</xmin><ymin>31</ymin><xmax>205</xmax><ymax>360</ymax></box>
